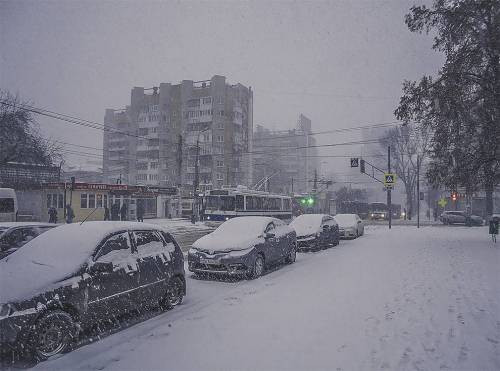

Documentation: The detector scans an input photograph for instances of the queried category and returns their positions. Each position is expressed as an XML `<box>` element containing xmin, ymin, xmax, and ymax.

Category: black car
<box><xmin>289</xmin><ymin>214</ymin><xmax>339</xmax><ymax>251</ymax></box>
<box><xmin>0</xmin><ymin>222</ymin><xmax>185</xmax><ymax>360</ymax></box>
<box><xmin>0</xmin><ymin>223</ymin><xmax>57</xmax><ymax>260</ymax></box>
<box><xmin>188</xmin><ymin>216</ymin><xmax>297</xmax><ymax>279</ymax></box>
<box><xmin>440</xmin><ymin>211</ymin><xmax>484</xmax><ymax>226</ymax></box>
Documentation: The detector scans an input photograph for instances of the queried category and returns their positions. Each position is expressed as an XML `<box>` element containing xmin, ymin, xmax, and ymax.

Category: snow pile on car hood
<box><xmin>0</xmin><ymin>221</ymin><xmax>166</xmax><ymax>303</ymax></box>
<box><xmin>193</xmin><ymin>217</ymin><xmax>272</xmax><ymax>252</ymax></box>
<box><xmin>289</xmin><ymin>214</ymin><xmax>324</xmax><ymax>237</ymax></box>
<box><xmin>334</xmin><ymin>214</ymin><xmax>357</xmax><ymax>228</ymax></box>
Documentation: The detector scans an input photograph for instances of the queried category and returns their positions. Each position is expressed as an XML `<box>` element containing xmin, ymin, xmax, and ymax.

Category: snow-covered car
<box><xmin>0</xmin><ymin>222</ymin><xmax>185</xmax><ymax>360</ymax></box>
<box><xmin>440</xmin><ymin>211</ymin><xmax>484</xmax><ymax>226</ymax></box>
<box><xmin>334</xmin><ymin>213</ymin><xmax>364</xmax><ymax>239</ymax></box>
<box><xmin>0</xmin><ymin>222</ymin><xmax>57</xmax><ymax>260</ymax></box>
<box><xmin>188</xmin><ymin>216</ymin><xmax>296</xmax><ymax>279</ymax></box>
<box><xmin>289</xmin><ymin>214</ymin><xmax>339</xmax><ymax>251</ymax></box>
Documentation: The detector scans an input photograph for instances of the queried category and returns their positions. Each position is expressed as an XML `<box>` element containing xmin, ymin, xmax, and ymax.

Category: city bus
<box><xmin>202</xmin><ymin>187</ymin><xmax>292</xmax><ymax>222</ymax></box>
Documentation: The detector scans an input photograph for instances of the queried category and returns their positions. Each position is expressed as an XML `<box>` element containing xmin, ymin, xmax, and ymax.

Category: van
<box><xmin>0</xmin><ymin>188</ymin><xmax>18</xmax><ymax>222</ymax></box>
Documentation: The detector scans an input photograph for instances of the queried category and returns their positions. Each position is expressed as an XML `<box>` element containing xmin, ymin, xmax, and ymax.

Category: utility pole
<box><xmin>291</xmin><ymin>177</ymin><xmax>294</xmax><ymax>194</ymax></box>
<box><xmin>177</xmin><ymin>134</ymin><xmax>183</xmax><ymax>187</ymax></box>
<box><xmin>417</xmin><ymin>154</ymin><xmax>420</xmax><ymax>229</ymax></box>
<box><xmin>193</xmin><ymin>136</ymin><xmax>200</xmax><ymax>224</ymax></box>
<box><xmin>387</xmin><ymin>146</ymin><xmax>392</xmax><ymax>230</ymax></box>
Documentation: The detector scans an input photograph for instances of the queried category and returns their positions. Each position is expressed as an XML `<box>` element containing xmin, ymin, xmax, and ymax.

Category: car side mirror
<box><xmin>264</xmin><ymin>232</ymin><xmax>275</xmax><ymax>240</ymax></box>
<box><xmin>89</xmin><ymin>261</ymin><xmax>113</xmax><ymax>274</ymax></box>
<box><xmin>357</xmin><ymin>220</ymin><xmax>362</xmax><ymax>224</ymax></box>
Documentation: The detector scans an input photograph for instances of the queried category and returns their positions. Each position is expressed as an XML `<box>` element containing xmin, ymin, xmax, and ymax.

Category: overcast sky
<box><xmin>1</xmin><ymin>0</ymin><xmax>442</xmax><ymax>177</ymax></box>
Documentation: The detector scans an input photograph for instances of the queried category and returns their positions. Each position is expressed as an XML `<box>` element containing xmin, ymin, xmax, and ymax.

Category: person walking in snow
<box><xmin>120</xmin><ymin>202</ymin><xmax>127</xmax><ymax>221</ymax></box>
<box><xmin>111</xmin><ymin>202</ymin><xmax>120</xmax><ymax>221</ymax></box>
<box><xmin>136</xmin><ymin>202</ymin><xmax>144</xmax><ymax>222</ymax></box>
<box><xmin>48</xmin><ymin>206</ymin><xmax>58</xmax><ymax>223</ymax></box>
<box><xmin>65</xmin><ymin>204</ymin><xmax>75</xmax><ymax>224</ymax></box>
<box><xmin>104</xmin><ymin>205</ymin><xmax>110</xmax><ymax>221</ymax></box>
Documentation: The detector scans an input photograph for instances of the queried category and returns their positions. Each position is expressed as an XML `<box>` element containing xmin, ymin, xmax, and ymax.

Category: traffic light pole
<box><xmin>417</xmin><ymin>155</ymin><xmax>420</xmax><ymax>229</ymax></box>
<box><xmin>387</xmin><ymin>146</ymin><xmax>392</xmax><ymax>230</ymax></box>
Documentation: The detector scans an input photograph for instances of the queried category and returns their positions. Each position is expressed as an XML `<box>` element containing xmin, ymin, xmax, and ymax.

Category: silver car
<box><xmin>334</xmin><ymin>214</ymin><xmax>364</xmax><ymax>239</ymax></box>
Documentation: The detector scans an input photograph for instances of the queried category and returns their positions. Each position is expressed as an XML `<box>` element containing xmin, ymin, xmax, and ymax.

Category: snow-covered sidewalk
<box><xmin>36</xmin><ymin>225</ymin><xmax>499</xmax><ymax>371</ymax></box>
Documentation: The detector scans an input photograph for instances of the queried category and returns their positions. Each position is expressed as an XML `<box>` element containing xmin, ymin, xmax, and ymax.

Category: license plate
<box><xmin>200</xmin><ymin>258</ymin><xmax>220</xmax><ymax>265</ymax></box>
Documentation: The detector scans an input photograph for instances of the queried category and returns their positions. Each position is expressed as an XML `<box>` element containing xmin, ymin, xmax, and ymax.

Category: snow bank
<box><xmin>192</xmin><ymin>216</ymin><xmax>274</xmax><ymax>252</ymax></box>
<box><xmin>0</xmin><ymin>221</ymin><xmax>170</xmax><ymax>303</ymax></box>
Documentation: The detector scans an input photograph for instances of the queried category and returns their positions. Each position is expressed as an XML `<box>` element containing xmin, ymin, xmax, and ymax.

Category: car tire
<box><xmin>29</xmin><ymin>310</ymin><xmax>77</xmax><ymax>361</ymax></box>
<box><xmin>247</xmin><ymin>254</ymin><xmax>265</xmax><ymax>279</ymax></box>
<box><xmin>285</xmin><ymin>245</ymin><xmax>297</xmax><ymax>264</ymax></box>
<box><xmin>160</xmin><ymin>276</ymin><xmax>184</xmax><ymax>310</ymax></box>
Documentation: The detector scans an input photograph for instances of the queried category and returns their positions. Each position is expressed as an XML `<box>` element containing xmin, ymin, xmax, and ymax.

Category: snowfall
<box><xmin>29</xmin><ymin>224</ymin><xmax>499</xmax><ymax>371</ymax></box>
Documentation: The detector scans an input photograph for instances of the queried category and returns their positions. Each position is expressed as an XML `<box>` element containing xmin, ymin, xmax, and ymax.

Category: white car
<box><xmin>334</xmin><ymin>214</ymin><xmax>364</xmax><ymax>239</ymax></box>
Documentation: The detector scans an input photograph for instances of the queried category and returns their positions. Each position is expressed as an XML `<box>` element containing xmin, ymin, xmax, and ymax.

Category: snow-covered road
<box><xmin>36</xmin><ymin>225</ymin><xmax>499</xmax><ymax>371</ymax></box>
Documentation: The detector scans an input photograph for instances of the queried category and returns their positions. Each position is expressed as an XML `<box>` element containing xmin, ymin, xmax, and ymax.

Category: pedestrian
<box><xmin>136</xmin><ymin>202</ymin><xmax>144</xmax><ymax>222</ymax></box>
<box><xmin>65</xmin><ymin>204</ymin><xmax>75</xmax><ymax>224</ymax></box>
<box><xmin>48</xmin><ymin>206</ymin><xmax>58</xmax><ymax>223</ymax></box>
<box><xmin>111</xmin><ymin>202</ymin><xmax>120</xmax><ymax>221</ymax></box>
<box><xmin>489</xmin><ymin>216</ymin><xmax>499</xmax><ymax>244</ymax></box>
<box><xmin>120</xmin><ymin>202</ymin><xmax>127</xmax><ymax>221</ymax></box>
<box><xmin>403</xmin><ymin>208</ymin><xmax>407</xmax><ymax>220</ymax></box>
<box><xmin>104</xmin><ymin>205</ymin><xmax>110</xmax><ymax>221</ymax></box>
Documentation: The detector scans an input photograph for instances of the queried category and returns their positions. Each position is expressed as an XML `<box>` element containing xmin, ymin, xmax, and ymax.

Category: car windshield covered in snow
<box><xmin>334</xmin><ymin>214</ymin><xmax>357</xmax><ymax>227</ymax></box>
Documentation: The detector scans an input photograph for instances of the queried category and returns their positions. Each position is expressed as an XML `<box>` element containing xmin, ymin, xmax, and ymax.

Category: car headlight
<box><xmin>206</xmin><ymin>216</ymin><xmax>211</xmax><ymax>220</ymax></box>
<box><xmin>371</xmin><ymin>214</ymin><xmax>374</xmax><ymax>217</ymax></box>
<box><xmin>0</xmin><ymin>303</ymin><xmax>15</xmax><ymax>318</ymax></box>
<box><xmin>381</xmin><ymin>214</ymin><xmax>385</xmax><ymax>218</ymax></box>
<box><xmin>188</xmin><ymin>248</ymin><xmax>198</xmax><ymax>255</ymax></box>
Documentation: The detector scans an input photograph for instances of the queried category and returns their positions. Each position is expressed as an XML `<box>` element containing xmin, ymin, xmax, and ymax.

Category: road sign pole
<box><xmin>417</xmin><ymin>155</ymin><xmax>420</xmax><ymax>229</ymax></box>
<box><xmin>387</xmin><ymin>146</ymin><xmax>392</xmax><ymax>230</ymax></box>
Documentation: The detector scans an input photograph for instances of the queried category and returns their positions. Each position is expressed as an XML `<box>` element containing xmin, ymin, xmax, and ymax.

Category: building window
<box><xmin>150</xmin><ymin>162</ymin><xmax>159</xmax><ymax>169</ymax></box>
<box><xmin>97</xmin><ymin>194</ymin><xmax>103</xmax><ymax>208</ymax></box>
<box><xmin>81</xmin><ymin>194</ymin><xmax>88</xmax><ymax>209</ymax></box>
<box><xmin>216</xmin><ymin>135</ymin><xmax>224</xmax><ymax>142</ymax></box>
<box><xmin>217</xmin><ymin>173</ymin><xmax>223</xmax><ymax>181</ymax></box>
<box><xmin>217</xmin><ymin>160</ymin><xmax>224</xmax><ymax>167</ymax></box>
<box><xmin>218</xmin><ymin>110</ymin><xmax>224</xmax><ymax>117</ymax></box>
<box><xmin>88</xmin><ymin>194</ymin><xmax>96</xmax><ymax>209</ymax></box>
<box><xmin>217</xmin><ymin>122</ymin><xmax>224</xmax><ymax>129</ymax></box>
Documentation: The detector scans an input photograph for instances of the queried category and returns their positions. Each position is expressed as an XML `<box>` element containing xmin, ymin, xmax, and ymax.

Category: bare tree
<box><xmin>380</xmin><ymin>125</ymin><xmax>430</xmax><ymax>219</ymax></box>
<box><xmin>0</xmin><ymin>90</ymin><xmax>61</xmax><ymax>166</ymax></box>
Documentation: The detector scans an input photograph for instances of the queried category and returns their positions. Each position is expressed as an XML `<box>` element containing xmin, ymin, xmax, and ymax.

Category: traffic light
<box><xmin>451</xmin><ymin>191</ymin><xmax>458</xmax><ymax>201</ymax></box>
<box><xmin>360</xmin><ymin>159</ymin><xmax>365</xmax><ymax>173</ymax></box>
<box><xmin>300</xmin><ymin>196</ymin><xmax>315</xmax><ymax>207</ymax></box>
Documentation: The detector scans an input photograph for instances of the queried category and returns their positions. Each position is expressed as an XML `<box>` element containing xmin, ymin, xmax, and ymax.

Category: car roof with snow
<box><xmin>334</xmin><ymin>214</ymin><xmax>358</xmax><ymax>226</ymax></box>
<box><xmin>0</xmin><ymin>221</ymin><xmax>170</xmax><ymax>303</ymax></box>
<box><xmin>289</xmin><ymin>214</ymin><xmax>329</xmax><ymax>236</ymax></box>
<box><xmin>0</xmin><ymin>222</ymin><xmax>56</xmax><ymax>228</ymax></box>
<box><xmin>193</xmin><ymin>216</ymin><xmax>287</xmax><ymax>252</ymax></box>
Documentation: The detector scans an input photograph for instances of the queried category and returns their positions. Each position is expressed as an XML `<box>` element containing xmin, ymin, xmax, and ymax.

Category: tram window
<box><xmin>283</xmin><ymin>199</ymin><xmax>291</xmax><ymax>211</ymax></box>
<box><xmin>236</xmin><ymin>195</ymin><xmax>244</xmax><ymax>210</ymax></box>
<box><xmin>220</xmin><ymin>196</ymin><xmax>235</xmax><ymax>211</ymax></box>
<box><xmin>205</xmin><ymin>196</ymin><xmax>219</xmax><ymax>210</ymax></box>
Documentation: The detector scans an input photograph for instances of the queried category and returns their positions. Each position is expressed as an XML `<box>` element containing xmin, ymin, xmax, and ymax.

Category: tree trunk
<box><xmin>484</xmin><ymin>165</ymin><xmax>494</xmax><ymax>220</ymax></box>
<box><xmin>406</xmin><ymin>184</ymin><xmax>413</xmax><ymax>220</ymax></box>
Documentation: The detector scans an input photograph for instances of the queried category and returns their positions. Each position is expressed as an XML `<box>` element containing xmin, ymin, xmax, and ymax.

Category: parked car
<box><xmin>289</xmin><ymin>214</ymin><xmax>339</xmax><ymax>251</ymax></box>
<box><xmin>188</xmin><ymin>216</ymin><xmax>296</xmax><ymax>279</ymax></box>
<box><xmin>0</xmin><ymin>223</ymin><xmax>57</xmax><ymax>260</ymax></box>
<box><xmin>439</xmin><ymin>211</ymin><xmax>484</xmax><ymax>226</ymax></box>
<box><xmin>334</xmin><ymin>213</ymin><xmax>364</xmax><ymax>239</ymax></box>
<box><xmin>0</xmin><ymin>222</ymin><xmax>185</xmax><ymax>360</ymax></box>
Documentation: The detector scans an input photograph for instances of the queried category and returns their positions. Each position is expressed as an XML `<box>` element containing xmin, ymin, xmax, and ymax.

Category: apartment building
<box><xmin>252</xmin><ymin>114</ymin><xmax>319</xmax><ymax>194</ymax></box>
<box><xmin>103</xmin><ymin>75</ymin><xmax>253</xmax><ymax>191</ymax></box>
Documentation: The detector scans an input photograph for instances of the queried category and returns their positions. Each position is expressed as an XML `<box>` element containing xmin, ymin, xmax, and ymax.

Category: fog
<box><xmin>1</xmin><ymin>0</ymin><xmax>442</xmax><ymax>172</ymax></box>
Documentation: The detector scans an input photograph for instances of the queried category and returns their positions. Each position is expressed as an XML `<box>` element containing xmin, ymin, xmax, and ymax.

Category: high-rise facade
<box><xmin>103</xmin><ymin>75</ymin><xmax>253</xmax><ymax>190</ymax></box>
<box><xmin>252</xmin><ymin>114</ymin><xmax>318</xmax><ymax>194</ymax></box>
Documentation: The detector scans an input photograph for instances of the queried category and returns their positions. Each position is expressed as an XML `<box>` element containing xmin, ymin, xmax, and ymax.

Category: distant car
<box><xmin>0</xmin><ymin>223</ymin><xmax>57</xmax><ymax>260</ymax></box>
<box><xmin>188</xmin><ymin>216</ymin><xmax>296</xmax><ymax>279</ymax></box>
<box><xmin>440</xmin><ymin>211</ymin><xmax>484</xmax><ymax>226</ymax></box>
<box><xmin>0</xmin><ymin>222</ymin><xmax>185</xmax><ymax>360</ymax></box>
<box><xmin>334</xmin><ymin>214</ymin><xmax>364</xmax><ymax>239</ymax></box>
<box><xmin>289</xmin><ymin>214</ymin><xmax>339</xmax><ymax>251</ymax></box>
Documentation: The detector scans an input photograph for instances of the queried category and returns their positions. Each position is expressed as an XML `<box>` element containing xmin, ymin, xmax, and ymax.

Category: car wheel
<box><xmin>30</xmin><ymin>310</ymin><xmax>77</xmax><ymax>361</ymax></box>
<box><xmin>285</xmin><ymin>245</ymin><xmax>297</xmax><ymax>264</ymax></box>
<box><xmin>160</xmin><ymin>276</ymin><xmax>184</xmax><ymax>310</ymax></box>
<box><xmin>248</xmin><ymin>254</ymin><xmax>265</xmax><ymax>279</ymax></box>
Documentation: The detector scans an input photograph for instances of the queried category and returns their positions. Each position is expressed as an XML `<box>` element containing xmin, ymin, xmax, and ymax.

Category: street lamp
<box><xmin>192</xmin><ymin>126</ymin><xmax>211</xmax><ymax>223</ymax></box>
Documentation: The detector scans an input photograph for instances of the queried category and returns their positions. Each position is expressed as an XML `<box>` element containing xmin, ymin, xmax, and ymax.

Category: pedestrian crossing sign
<box><xmin>384</xmin><ymin>173</ymin><xmax>396</xmax><ymax>187</ymax></box>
